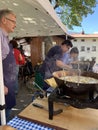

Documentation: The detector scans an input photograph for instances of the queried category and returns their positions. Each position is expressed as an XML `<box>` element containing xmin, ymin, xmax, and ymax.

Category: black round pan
<box><xmin>53</xmin><ymin>71</ymin><xmax>98</xmax><ymax>94</ymax></box>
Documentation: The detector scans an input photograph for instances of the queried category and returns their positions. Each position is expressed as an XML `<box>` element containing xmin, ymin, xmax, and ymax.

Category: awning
<box><xmin>0</xmin><ymin>0</ymin><xmax>68</xmax><ymax>37</ymax></box>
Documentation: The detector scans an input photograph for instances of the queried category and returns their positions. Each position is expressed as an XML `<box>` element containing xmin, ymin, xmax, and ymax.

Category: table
<box><xmin>7</xmin><ymin>97</ymin><xmax>98</xmax><ymax>130</ymax></box>
<box><xmin>7</xmin><ymin>98</ymin><xmax>66</xmax><ymax>130</ymax></box>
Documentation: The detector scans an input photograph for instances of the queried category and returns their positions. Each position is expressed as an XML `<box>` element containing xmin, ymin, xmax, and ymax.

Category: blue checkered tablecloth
<box><xmin>7</xmin><ymin>116</ymin><xmax>55</xmax><ymax>130</ymax></box>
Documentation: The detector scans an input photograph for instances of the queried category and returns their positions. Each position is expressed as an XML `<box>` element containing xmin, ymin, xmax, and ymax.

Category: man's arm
<box><xmin>56</xmin><ymin>60</ymin><xmax>72</xmax><ymax>70</ymax></box>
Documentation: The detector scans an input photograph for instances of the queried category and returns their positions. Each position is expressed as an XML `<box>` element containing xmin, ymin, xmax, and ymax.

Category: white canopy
<box><xmin>0</xmin><ymin>0</ymin><xmax>68</xmax><ymax>37</ymax></box>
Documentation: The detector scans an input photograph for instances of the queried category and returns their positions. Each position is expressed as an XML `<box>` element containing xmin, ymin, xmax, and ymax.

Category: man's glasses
<box><xmin>5</xmin><ymin>17</ymin><xmax>16</xmax><ymax>24</ymax></box>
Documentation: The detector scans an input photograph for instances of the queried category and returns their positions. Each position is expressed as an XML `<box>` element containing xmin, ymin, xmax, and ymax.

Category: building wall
<box><xmin>72</xmin><ymin>37</ymin><xmax>98</xmax><ymax>63</ymax></box>
<box><xmin>30</xmin><ymin>36</ymin><xmax>65</xmax><ymax>67</ymax></box>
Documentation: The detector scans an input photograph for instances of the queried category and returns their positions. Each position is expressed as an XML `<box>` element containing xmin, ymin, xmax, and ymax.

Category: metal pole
<box><xmin>0</xmin><ymin>38</ymin><xmax>6</xmax><ymax>124</ymax></box>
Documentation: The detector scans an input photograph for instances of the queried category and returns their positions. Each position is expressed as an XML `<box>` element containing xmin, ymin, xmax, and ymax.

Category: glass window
<box><xmin>74</xmin><ymin>39</ymin><xmax>77</xmax><ymax>42</ymax></box>
<box><xmin>80</xmin><ymin>57</ymin><xmax>85</xmax><ymax>61</ymax></box>
<box><xmin>87</xmin><ymin>47</ymin><xmax>90</xmax><ymax>52</ymax></box>
<box><xmin>92</xmin><ymin>46</ymin><xmax>96</xmax><ymax>51</ymax></box>
<box><xmin>81</xmin><ymin>46</ymin><xmax>85</xmax><ymax>51</ymax></box>
<box><xmin>92</xmin><ymin>39</ymin><xmax>96</xmax><ymax>42</ymax></box>
<box><xmin>81</xmin><ymin>39</ymin><xmax>85</xmax><ymax>42</ymax></box>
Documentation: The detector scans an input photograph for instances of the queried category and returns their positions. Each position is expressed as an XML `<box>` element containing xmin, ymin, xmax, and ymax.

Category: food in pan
<box><xmin>59</xmin><ymin>76</ymin><xmax>98</xmax><ymax>84</ymax></box>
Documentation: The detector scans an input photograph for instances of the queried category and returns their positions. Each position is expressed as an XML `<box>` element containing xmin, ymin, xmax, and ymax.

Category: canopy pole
<box><xmin>0</xmin><ymin>38</ymin><xmax>6</xmax><ymax>125</ymax></box>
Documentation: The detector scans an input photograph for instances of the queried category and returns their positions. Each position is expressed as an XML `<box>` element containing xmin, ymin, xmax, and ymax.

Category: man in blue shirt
<box><xmin>40</xmin><ymin>40</ymin><xmax>73</xmax><ymax>80</ymax></box>
<box><xmin>39</xmin><ymin>40</ymin><xmax>73</xmax><ymax>90</ymax></box>
<box><xmin>0</xmin><ymin>9</ymin><xmax>17</xmax><ymax>122</ymax></box>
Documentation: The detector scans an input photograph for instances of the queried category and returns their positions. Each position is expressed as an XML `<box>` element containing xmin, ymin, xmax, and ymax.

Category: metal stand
<box><xmin>48</xmin><ymin>86</ymin><xmax>98</xmax><ymax>120</ymax></box>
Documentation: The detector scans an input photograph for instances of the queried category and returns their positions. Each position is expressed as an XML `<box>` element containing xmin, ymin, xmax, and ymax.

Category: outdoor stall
<box><xmin>0</xmin><ymin>0</ymin><xmax>69</xmax><ymax>128</ymax></box>
<box><xmin>2</xmin><ymin>1</ymin><xmax>98</xmax><ymax>130</ymax></box>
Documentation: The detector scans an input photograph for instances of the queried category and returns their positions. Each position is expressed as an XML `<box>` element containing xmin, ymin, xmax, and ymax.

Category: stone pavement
<box><xmin>10</xmin><ymin>80</ymin><xmax>34</xmax><ymax>120</ymax></box>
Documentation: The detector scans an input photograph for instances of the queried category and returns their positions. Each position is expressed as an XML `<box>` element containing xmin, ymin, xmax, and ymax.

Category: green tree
<box><xmin>49</xmin><ymin>0</ymin><xmax>97</xmax><ymax>29</ymax></box>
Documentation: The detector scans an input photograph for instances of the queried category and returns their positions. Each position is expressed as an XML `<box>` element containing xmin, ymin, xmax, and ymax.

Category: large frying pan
<box><xmin>53</xmin><ymin>70</ymin><xmax>98</xmax><ymax>94</ymax></box>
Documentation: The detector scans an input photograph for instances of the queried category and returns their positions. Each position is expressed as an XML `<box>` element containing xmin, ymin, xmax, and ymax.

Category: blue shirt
<box><xmin>0</xmin><ymin>28</ymin><xmax>10</xmax><ymax>60</ymax></box>
<box><xmin>39</xmin><ymin>45</ymin><xmax>63</xmax><ymax>79</ymax></box>
<box><xmin>61</xmin><ymin>51</ymin><xmax>76</xmax><ymax>65</ymax></box>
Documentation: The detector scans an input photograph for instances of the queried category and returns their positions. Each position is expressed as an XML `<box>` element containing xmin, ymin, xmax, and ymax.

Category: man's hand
<box><xmin>4</xmin><ymin>86</ymin><xmax>8</xmax><ymax>95</ymax></box>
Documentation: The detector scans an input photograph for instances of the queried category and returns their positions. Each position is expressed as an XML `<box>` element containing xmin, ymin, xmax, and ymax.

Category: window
<box><xmin>81</xmin><ymin>39</ymin><xmax>85</xmax><ymax>42</ymax></box>
<box><xmin>74</xmin><ymin>39</ymin><xmax>77</xmax><ymax>42</ymax></box>
<box><xmin>92</xmin><ymin>39</ymin><xmax>96</xmax><ymax>42</ymax></box>
<box><xmin>87</xmin><ymin>47</ymin><xmax>90</xmax><ymax>53</ymax></box>
<box><xmin>92</xmin><ymin>46</ymin><xmax>96</xmax><ymax>51</ymax></box>
<box><xmin>80</xmin><ymin>57</ymin><xmax>85</xmax><ymax>61</ymax></box>
<box><xmin>80</xmin><ymin>46</ymin><xmax>85</xmax><ymax>51</ymax></box>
